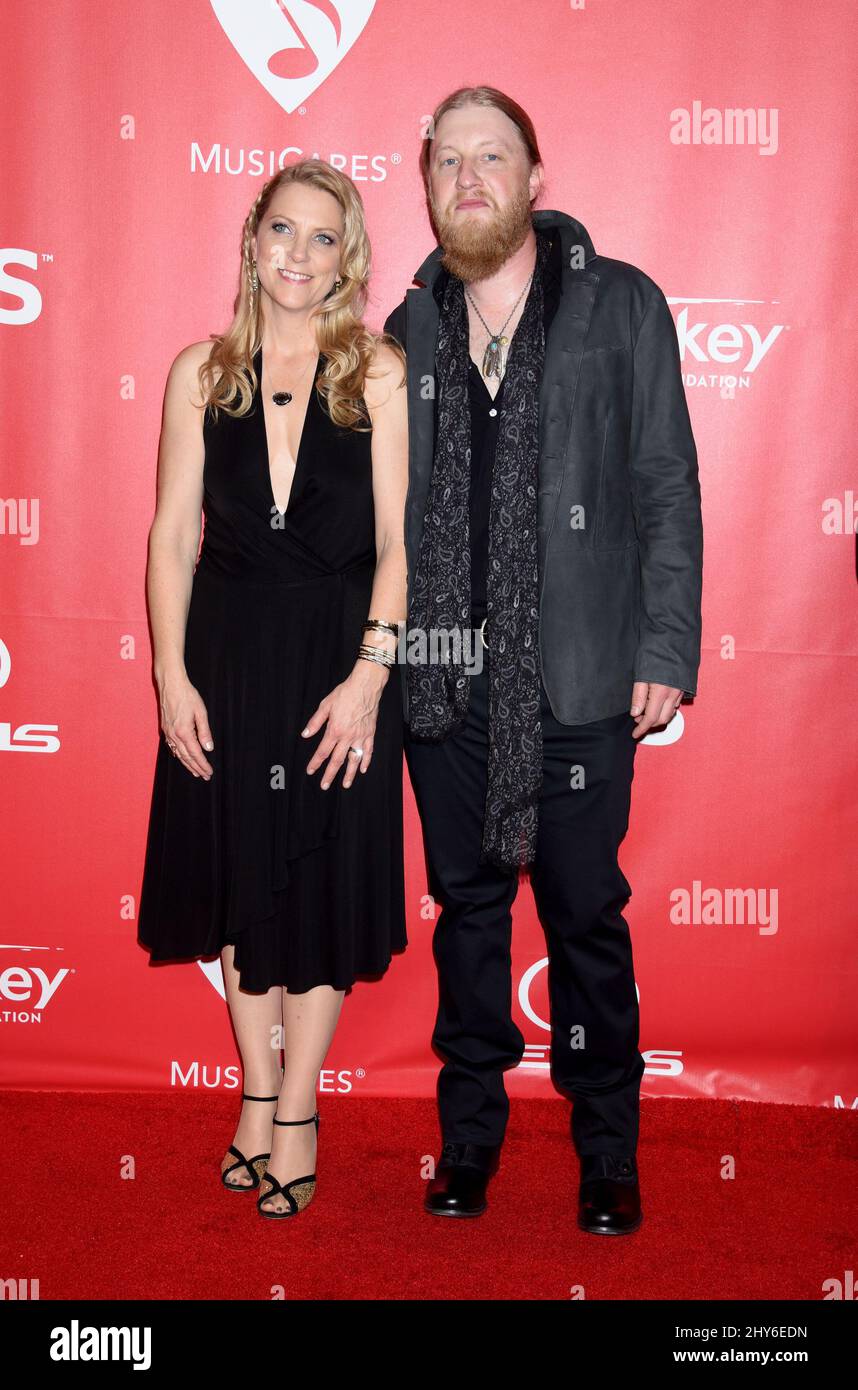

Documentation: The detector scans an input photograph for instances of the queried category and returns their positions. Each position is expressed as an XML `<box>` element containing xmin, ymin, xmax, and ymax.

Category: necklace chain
<box><xmin>465</xmin><ymin>270</ymin><xmax>534</xmax><ymax>380</ymax></box>
<box><xmin>266</xmin><ymin>347</ymin><xmax>318</xmax><ymax>405</ymax></box>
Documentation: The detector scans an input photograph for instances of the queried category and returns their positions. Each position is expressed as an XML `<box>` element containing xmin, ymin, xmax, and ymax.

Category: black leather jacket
<box><xmin>383</xmin><ymin>208</ymin><xmax>703</xmax><ymax>725</ymax></box>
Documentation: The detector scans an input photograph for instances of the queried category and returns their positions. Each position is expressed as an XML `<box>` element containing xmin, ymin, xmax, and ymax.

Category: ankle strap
<box><xmin>242</xmin><ymin>1092</ymin><xmax>279</xmax><ymax>1102</ymax></box>
<box><xmin>273</xmin><ymin>1112</ymin><xmax>319</xmax><ymax>1127</ymax></box>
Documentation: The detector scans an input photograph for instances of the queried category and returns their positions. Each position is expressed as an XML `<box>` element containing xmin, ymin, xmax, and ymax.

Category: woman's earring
<box><xmin>250</xmin><ymin>259</ymin><xmax>259</xmax><ymax>292</ymax></box>
<box><xmin>335</xmin><ymin>275</ymin><xmax>342</xmax><ymax>289</ymax></box>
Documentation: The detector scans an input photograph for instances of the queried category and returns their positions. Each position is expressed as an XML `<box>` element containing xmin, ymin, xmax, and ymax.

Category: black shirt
<box><xmin>434</xmin><ymin>229</ymin><xmax>562</xmax><ymax>624</ymax></box>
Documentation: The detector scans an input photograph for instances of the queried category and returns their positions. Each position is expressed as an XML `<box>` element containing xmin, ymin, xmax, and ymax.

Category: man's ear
<box><xmin>529</xmin><ymin>161</ymin><xmax>545</xmax><ymax>202</ymax></box>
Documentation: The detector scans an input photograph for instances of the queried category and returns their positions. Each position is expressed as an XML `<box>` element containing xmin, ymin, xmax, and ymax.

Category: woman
<box><xmin>137</xmin><ymin>160</ymin><xmax>409</xmax><ymax>1219</ymax></box>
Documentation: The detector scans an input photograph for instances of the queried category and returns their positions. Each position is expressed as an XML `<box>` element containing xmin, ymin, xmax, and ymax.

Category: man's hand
<box><xmin>629</xmin><ymin>681</ymin><xmax>683</xmax><ymax>740</ymax></box>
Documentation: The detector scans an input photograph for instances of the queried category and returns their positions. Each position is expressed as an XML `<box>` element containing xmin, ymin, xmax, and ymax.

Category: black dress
<box><xmin>137</xmin><ymin>346</ymin><xmax>407</xmax><ymax>993</ymax></box>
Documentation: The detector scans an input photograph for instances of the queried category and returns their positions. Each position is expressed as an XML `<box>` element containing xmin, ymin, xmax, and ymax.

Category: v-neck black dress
<box><xmin>137</xmin><ymin>346</ymin><xmax>407</xmax><ymax>993</ymax></box>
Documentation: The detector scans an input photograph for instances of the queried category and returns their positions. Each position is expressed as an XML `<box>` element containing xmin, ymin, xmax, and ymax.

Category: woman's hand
<box><xmin>302</xmin><ymin>660</ymin><xmax>389</xmax><ymax>789</ymax></box>
<box><xmin>157</xmin><ymin>674</ymin><xmax>214</xmax><ymax>779</ymax></box>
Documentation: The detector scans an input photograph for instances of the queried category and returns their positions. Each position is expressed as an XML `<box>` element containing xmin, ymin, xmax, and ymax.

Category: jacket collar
<box><xmin>411</xmin><ymin>208</ymin><xmax>597</xmax><ymax>294</ymax></box>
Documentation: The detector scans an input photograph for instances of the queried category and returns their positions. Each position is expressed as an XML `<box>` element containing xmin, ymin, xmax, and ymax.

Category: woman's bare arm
<box><xmin>302</xmin><ymin>339</ymin><xmax>408</xmax><ymax>790</ymax></box>
<box><xmin>361</xmin><ymin>338</ymin><xmax>409</xmax><ymax>664</ymax></box>
<box><xmin>146</xmin><ymin>341</ymin><xmax>214</xmax><ymax>778</ymax></box>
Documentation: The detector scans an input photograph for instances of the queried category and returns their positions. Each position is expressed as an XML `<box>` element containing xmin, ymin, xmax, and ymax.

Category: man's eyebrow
<box><xmin>434</xmin><ymin>138</ymin><xmax>514</xmax><ymax>153</ymax></box>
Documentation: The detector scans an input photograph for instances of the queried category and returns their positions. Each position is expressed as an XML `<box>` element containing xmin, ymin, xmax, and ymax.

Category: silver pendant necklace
<box><xmin>465</xmin><ymin>270</ymin><xmax>534</xmax><ymax>380</ymax></box>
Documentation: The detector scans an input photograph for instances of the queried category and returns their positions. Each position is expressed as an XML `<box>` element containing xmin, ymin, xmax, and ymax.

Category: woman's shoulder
<box><xmin>166</xmin><ymin>339</ymin><xmax>221</xmax><ymax>411</ymax></box>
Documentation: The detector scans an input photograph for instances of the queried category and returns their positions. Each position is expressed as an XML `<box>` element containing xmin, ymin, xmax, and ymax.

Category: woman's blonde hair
<box><xmin>199</xmin><ymin>159</ymin><xmax>403</xmax><ymax>429</ymax></box>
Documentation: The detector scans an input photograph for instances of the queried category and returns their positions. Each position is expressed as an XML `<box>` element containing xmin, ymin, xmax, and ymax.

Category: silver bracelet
<box><xmin>357</xmin><ymin>644</ymin><xmax>395</xmax><ymax>668</ymax></box>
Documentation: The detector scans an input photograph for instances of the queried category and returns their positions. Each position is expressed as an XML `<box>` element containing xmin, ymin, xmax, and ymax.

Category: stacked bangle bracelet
<box><xmin>358</xmin><ymin>643</ymin><xmax>395</xmax><ymax>668</ymax></box>
<box><xmin>357</xmin><ymin>617</ymin><xmax>402</xmax><ymax>669</ymax></box>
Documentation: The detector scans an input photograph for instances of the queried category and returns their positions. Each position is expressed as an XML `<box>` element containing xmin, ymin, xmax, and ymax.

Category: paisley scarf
<box><xmin>407</xmin><ymin>232</ymin><xmax>549</xmax><ymax>870</ymax></box>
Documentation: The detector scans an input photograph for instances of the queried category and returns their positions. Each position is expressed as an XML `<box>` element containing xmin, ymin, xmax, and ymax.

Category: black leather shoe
<box><xmin>577</xmin><ymin>1154</ymin><xmax>642</xmax><ymax>1235</ymax></box>
<box><xmin>424</xmin><ymin>1141</ymin><xmax>500</xmax><ymax>1218</ymax></box>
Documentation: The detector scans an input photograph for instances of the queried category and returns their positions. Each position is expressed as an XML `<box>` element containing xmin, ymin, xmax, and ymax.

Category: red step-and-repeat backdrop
<box><xmin>1</xmin><ymin>0</ymin><xmax>856</xmax><ymax>1107</ymax></box>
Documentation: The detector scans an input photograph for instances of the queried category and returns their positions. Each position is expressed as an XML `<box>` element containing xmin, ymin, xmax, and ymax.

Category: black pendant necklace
<box><xmin>268</xmin><ymin>348</ymin><xmax>317</xmax><ymax>406</ymax></box>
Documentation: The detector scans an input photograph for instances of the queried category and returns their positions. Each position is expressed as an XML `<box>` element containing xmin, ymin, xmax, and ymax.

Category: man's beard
<box><xmin>430</xmin><ymin>185</ymin><xmax>534</xmax><ymax>284</ymax></box>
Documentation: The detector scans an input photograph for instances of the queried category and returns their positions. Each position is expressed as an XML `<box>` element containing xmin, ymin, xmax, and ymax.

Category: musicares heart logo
<box><xmin>210</xmin><ymin>0</ymin><xmax>377</xmax><ymax>114</ymax></box>
<box><xmin>198</xmin><ymin>958</ymin><xmax>226</xmax><ymax>999</ymax></box>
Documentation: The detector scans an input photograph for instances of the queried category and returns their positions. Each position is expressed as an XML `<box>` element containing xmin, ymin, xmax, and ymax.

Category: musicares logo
<box><xmin>198</xmin><ymin>957</ymin><xmax>226</xmax><ymax>998</ymax></box>
<box><xmin>210</xmin><ymin>0</ymin><xmax>376</xmax><ymax>113</ymax></box>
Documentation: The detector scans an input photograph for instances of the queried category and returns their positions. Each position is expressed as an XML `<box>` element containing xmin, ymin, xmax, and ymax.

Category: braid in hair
<box><xmin>243</xmin><ymin>186</ymin><xmax>268</xmax><ymax>302</ymax></box>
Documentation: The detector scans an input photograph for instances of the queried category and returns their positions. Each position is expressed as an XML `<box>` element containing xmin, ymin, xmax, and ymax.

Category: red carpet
<box><xmin>2</xmin><ymin>1092</ymin><xmax>855</xmax><ymax>1301</ymax></box>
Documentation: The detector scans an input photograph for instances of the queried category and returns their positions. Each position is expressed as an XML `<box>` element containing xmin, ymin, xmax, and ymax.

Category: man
<box><xmin>384</xmin><ymin>87</ymin><xmax>702</xmax><ymax>1234</ymax></box>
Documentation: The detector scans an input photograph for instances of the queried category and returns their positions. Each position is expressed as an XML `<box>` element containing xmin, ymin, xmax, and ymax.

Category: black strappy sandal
<box><xmin>221</xmin><ymin>1090</ymin><xmax>280</xmax><ymax>1193</ymax></box>
<box><xmin>256</xmin><ymin>1113</ymin><xmax>319</xmax><ymax>1219</ymax></box>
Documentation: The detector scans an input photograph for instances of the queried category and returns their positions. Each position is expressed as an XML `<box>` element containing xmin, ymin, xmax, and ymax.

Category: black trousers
<box><xmin>404</xmin><ymin>649</ymin><xmax>644</xmax><ymax>1162</ymax></box>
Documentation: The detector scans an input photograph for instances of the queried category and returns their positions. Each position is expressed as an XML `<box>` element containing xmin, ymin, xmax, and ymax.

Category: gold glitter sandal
<box><xmin>256</xmin><ymin>1113</ymin><xmax>319</xmax><ymax>1219</ymax></box>
<box><xmin>221</xmin><ymin>1090</ymin><xmax>280</xmax><ymax>1193</ymax></box>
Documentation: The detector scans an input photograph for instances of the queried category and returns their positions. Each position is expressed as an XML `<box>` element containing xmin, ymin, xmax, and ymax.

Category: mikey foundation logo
<box><xmin>0</xmin><ymin>945</ymin><xmax>71</xmax><ymax>1022</ymax></box>
<box><xmin>210</xmin><ymin>0</ymin><xmax>375</xmax><ymax>113</ymax></box>
<box><xmin>668</xmin><ymin>298</ymin><xmax>786</xmax><ymax>394</ymax></box>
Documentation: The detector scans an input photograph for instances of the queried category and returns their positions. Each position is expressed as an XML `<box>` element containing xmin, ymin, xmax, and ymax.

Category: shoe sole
<box><xmin>577</xmin><ymin>1215</ymin><xmax>643</xmax><ymax>1235</ymax></box>
<box><xmin>425</xmin><ymin>1202</ymin><xmax>487</xmax><ymax>1218</ymax></box>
